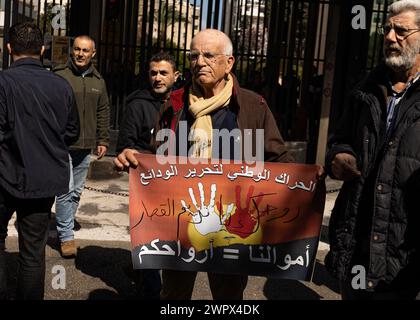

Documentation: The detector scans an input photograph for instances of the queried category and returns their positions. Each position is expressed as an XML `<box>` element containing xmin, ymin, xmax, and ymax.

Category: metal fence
<box><xmin>0</xmin><ymin>0</ymin><xmax>395</xmax><ymax>160</ymax></box>
<box><xmin>1</xmin><ymin>0</ymin><xmax>71</xmax><ymax>70</ymax></box>
<box><xmin>96</xmin><ymin>0</ymin><xmax>333</xmax><ymax>145</ymax></box>
<box><xmin>0</xmin><ymin>0</ymin><xmax>339</xmax><ymax>160</ymax></box>
<box><xmin>96</xmin><ymin>0</ymin><xmax>276</xmax><ymax>131</ymax></box>
<box><xmin>366</xmin><ymin>0</ymin><xmax>398</xmax><ymax>71</ymax></box>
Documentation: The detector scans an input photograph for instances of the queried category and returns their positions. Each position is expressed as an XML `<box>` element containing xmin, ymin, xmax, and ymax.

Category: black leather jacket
<box><xmin>325</xmin><ymin>64</ymin><xmax>420</xmax><ymax>291</ymax></box>
<box><xmin>0</xmin><ymin>58</ymin><xmax>79</xmax><ymax>198</ymax></box>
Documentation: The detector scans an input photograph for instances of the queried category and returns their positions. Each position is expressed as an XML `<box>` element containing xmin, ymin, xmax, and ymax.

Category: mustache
<box><xmin>384</xmin><ymin>44</ymin><xmax>401</xmax><ymax>52</ymax></box>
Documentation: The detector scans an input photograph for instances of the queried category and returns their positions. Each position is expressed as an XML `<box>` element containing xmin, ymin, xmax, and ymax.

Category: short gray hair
<box><xmin>388</xmin><ymin>0</ymin><xmax>420</xmax><ymax>27</ymax></box>
<box><xmin>192</xmin><ymin>29</ymin><xmax>233</xmax><ymax>56</ymax></box>
<box><xmin>73</xmin><ymin>35</ymin><xmax>96</xmax><ymax>50</ymax></box>
<box><xmin>223</xmin><ymin>34</ymin><xmax>233</xmax><ymax>56</ymax></box>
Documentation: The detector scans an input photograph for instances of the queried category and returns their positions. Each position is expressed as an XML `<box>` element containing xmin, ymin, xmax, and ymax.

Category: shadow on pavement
<box><xmin>311</xmin><ymin>261</ymin><xmax>340</xmax><ymax>294</ymax></box>
<box><xmin>264</xmin><ymin>278</ymin><xmax>322</xmax><ymax>300</ymax></box>
<box><xmin>75</xmin><ymin>245</ymin><xmax>138</xmax><ymax>300</ymax></box>
<box><xmin>263</xmin><ymin>261</ymin><xmax>340</xmax><ymax>300</ymax></box>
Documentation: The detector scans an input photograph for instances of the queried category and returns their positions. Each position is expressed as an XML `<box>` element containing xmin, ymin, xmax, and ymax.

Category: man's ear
<box><xmin>174</xmin><ymin>71</ymin><xmax>180</xmax><ymax>81</ymax></box>
<box><xmin>226</xmin><ymin>55</ymin><xmax>235</xmax><ymax>74</ymax></box>
<box><xmin>92</xmin><ymin>49</ymin><xmax>97</xmax><ymax>59</ymax></box>
<box><xmin>40</xmin><ymin>45</ymin><xmax>45</xmax><ymax>57</ymax></box>
<box><xmin>7</xmin><ymin>43</ymin><xmax>12</xmax><ymax>55</ymax></box>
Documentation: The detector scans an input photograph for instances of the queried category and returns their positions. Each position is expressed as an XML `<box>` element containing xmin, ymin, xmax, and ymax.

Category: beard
<box><xmin>384</xmin><ymin>38</ymin><xmax>420</xmax><ymax>71</ymax></box>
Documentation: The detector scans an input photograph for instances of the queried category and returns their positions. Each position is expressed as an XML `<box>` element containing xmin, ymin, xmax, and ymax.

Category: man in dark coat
<box><xmin>0</xmin><ymin>22</ymin><xmax>79</xmax><ymax>300</ymax></box>
<box><xmin>116</xmin><ymin>52</ymin><xmax>179</xmax><ymax>299</ymax></box>
<box><xmin>325</xmin><ymin>0</ymin><xmax>420</xmax><ymax>299</ymax></box>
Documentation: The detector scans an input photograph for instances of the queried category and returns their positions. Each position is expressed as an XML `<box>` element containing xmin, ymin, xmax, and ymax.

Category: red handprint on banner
<box><xmin>223</xmin><ymin>185</ymin><xmax>264</xmax><ymax>238</ymax></box>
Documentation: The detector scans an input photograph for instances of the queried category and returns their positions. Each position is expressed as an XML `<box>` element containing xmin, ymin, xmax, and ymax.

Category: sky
<box><xmin>192</xmin><ymin>0</ymin><xmax>224</xmax><ymax>30</ymax></box>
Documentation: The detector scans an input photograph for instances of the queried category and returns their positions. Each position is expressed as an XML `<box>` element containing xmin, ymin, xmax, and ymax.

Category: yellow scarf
<box><xmin>188</xmin><ymin>74</ymin><xmax>234</xmax><ymax>158</ymax></box>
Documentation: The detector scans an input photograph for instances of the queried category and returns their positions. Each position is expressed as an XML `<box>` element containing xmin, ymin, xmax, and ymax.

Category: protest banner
<box><xmin>130</xmin><ymin>154</ymin><xmax>325</xmax><ymax>280</ymax></box>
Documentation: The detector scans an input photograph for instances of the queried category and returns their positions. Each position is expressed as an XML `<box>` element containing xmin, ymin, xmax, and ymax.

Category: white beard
<box><xmin>384</xmin><ymin>38</ymin><xmax>420</xmax><ymax>71</ymax></box>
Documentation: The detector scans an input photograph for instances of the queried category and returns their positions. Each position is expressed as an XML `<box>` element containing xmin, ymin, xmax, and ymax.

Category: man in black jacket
<box><xmin>0</xmin><ymin>22</ymin><xmax>79</xmax><ymax>300</ymax></box>
<box><xmin>116</xmin><ymin>52</ymin><xmax>179</xmax><ymax>299</ymax></box>
<box><xmin>325</xmin><ymin>0</ymin><xmax>420</xmax><ymax>300</ymax></box>
<box><xmin>116</xmin><ymin>52</ymin><xmax>179</xmax><ymax>153</ymax></box>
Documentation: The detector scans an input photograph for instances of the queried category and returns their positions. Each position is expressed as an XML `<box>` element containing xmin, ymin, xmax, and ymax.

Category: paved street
<box><xmin>3</xmin><ymin>157</ymin><xmax>342</xmax><ymax>300</ymax></box>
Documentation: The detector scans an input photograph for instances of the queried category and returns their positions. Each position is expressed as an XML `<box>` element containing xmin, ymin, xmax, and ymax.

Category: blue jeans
<box><xmin>55</xmin><ymin>149</ymin><xmax>91</xmax><ymax>242</ymax></box>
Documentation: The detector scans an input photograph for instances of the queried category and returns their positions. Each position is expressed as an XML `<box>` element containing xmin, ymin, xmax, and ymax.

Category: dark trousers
<box><xmin>0</xmin><ymin>188</ymin><xmax>53</xmax><ymax>300</ymax></box>
<box><xmin>133</xmin><ymin>269</ymin><xmax>162</xmax><ymax>300</ymax></box>
<box><xmin>161</xmin><ymin>269</ymin><xmax>248</xmax><ymax>300</ymax></box>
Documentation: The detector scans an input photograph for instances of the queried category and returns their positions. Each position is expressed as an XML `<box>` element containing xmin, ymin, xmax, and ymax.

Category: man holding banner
<box><xmin>115</xmin><ymin>29</ymin><xmax>325</xmax><ymax>300</ymax></box>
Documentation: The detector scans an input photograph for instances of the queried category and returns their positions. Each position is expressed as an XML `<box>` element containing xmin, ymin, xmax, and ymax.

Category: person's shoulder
<box><xmin>356</xmin><ymin>64</ymin><xmax>387</xmax><ymax>90</ymax></box>
<box><xmin>52</xmin><ymin>63</ymin><xmax>68</xmax><ymax>72</ymax></box>
<box><xmin>0</xmin><ymin>70</ymin><xmax>9</xmax><ymax>90</ymax></box>
<box><xmin>237</xmin><ymin>87</ymin><xmax>263</xmax><ymax>99</ymax></box>
<box><xmin>92</xmin><ymin>66</ymin><xmax>105</xmax><ymax>80</ymax></box>
<box><xmin>0</xmin><ymin>68</ymin><xmax>9</xmax><ymax>80</ymax></box>
<box><xmin>52</xmin><ymin>63</ymin><xmax>72</xmax><ymax>78</ymax></box>
<box><xmin>53</xmin><ymin>65</ymin><xmax>74</xmax><ymax>82</ymax></box>
<box><xmin>0</xmin><ymin>65</ymin><xmax>22</xmax><ymax>80</ymax></box>
<box><xmin>126</xmin><ymin>89</ymin><xmax>156</xmax><ymax>104</ymax></box>
<box><xmin>47</xmin><ymin>71</ymin><xmax>75</xmax><ymax>93</ymax></box>
<box><xmin>170</xmin><ymin>86</ymin><xmax>186</xmax><ymax>100</ymax></box>
<box><xmin>236</xmin><ymin>86</ymin><xmax>267</xmax><ymax>109</ymax></box>
<box><xmin>169</xmin><ymin>86</ymin><xmax>187</xmax><ymax>112</ymax></box>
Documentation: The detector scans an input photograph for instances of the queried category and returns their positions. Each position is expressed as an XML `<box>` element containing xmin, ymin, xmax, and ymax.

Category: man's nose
<box><xmin>385</xmin><ymin>28</ymin><xmax>398</xmax><ymax>42</ymax></box>
<box><xmin>196</xmin><ymin>54</ymin><xmax>207</xmax><ymax>66</ymax></box>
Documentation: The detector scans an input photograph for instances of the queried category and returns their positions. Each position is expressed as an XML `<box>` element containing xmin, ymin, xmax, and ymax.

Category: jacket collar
<box><xmin>367</xmin><ymin>63</ymin><xmax>420</xmax><ymax>94</ymax></box>
<box><xmin>359</xmin><ymin>64</ymin><xmax>394</xmax><ymax>108</ymax></box>
<box><xmin>66</xmin><ymin>58</ymin><xmax>101</xmax><ymax>79</ymax></box>
<box><xmin>9</xmin><ymin>57</ymin><xmax>43</xmax><ymax>69</ymax></box>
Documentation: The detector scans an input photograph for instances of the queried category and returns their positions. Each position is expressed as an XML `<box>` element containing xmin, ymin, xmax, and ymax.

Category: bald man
<box><xmin>115</xmin><ymin>29</ymin><xmax>292</xmax><ymax>300</ymax></box>
<box><xmin>54</xmin><ymin>36</ymin><xmax>110</xmax><ymax>258</ymax></box>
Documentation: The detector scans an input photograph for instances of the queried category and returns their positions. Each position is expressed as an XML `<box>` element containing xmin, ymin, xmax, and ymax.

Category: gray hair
<box><xmin>388</xmin><ymin>0</ymin><xmax>420</xmax><ymax>27</ymax></box>
<box><xmin>192</xmin><ymin>29</ymin><xmax>233</xmax><ymax>56</ymax></box>
<box><xmin>73</xmin><ymin>35</ymin><xmax>96</xmax><ymax>50</ymax></box>
<box><xmin>222</xmin><ymin>34</ymin><xmax>233</xmax><ymax>56</ymax></box>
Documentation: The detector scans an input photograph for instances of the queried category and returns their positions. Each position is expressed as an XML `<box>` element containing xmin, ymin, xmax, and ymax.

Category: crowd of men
<box><xmin>0</xmin><ymin>0</ymin><xmax>419</xmax><ymax>300</ymax></box>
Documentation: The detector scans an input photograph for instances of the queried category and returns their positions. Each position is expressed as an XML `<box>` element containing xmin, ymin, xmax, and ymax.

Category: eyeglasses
<box><xmin>378</xmin><ymin>24</ymin><xmax>420</xmax><ymax>40</ymax></box>
<box><xmin>187</xmin><ymin>51</ymin><xmax>228</xmax><ymax>63</ymax></box>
